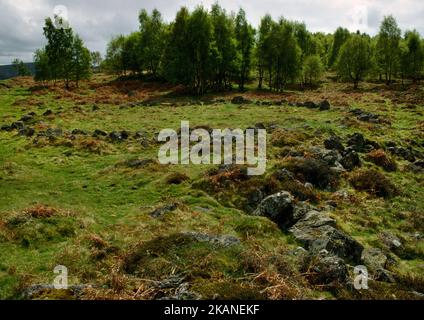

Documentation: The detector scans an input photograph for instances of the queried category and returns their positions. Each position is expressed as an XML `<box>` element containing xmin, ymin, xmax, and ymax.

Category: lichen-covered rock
<box><xmin>183</xmin><ymin>232</ymin><xmax>240</xmax><ymax>248</ymax></box>
<box><xmin>253</xmin><ymin>191</ymin><xmax>295</xmax><ymax>228</ymax></box>
<box><xmin>361</xmin><ymin>247</ymin><xmax>388</xmax><ymax>271</ymax></box>
<box><xmin>290</xmin><ymin>223</ymin><xmax>363</xmax><ymax>262</ymax></box>
<box><xmin>308</xmin><ymin>251</ymin><xmax>349</xmax><ymax>284</ymax></box>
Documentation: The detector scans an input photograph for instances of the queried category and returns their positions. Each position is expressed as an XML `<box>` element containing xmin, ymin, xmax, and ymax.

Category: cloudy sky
<box><xmin>0</xmin><ymin>0</ymin><xmax>423</xmax><ymax>65</ymax></box>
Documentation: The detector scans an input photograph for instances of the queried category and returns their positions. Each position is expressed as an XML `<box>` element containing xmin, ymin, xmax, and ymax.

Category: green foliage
<box><xmin>235</xmin><ymin>9</ymin><xmax>255</xmax><ymax>91</ymax></box>
<box><xmin>376</xmin><ymin>15</ymin><xmax>401</xmax><ymax>83</ymax></box>
<box><xmin>337</xmin><ymin>34</ymin><xmax>373</xmax><ymax>89</ymax></box>
<box><xmin>34</xmin><ymin>16</ymin><xmax>91</xmax><ymax>88</ymax></box>
<box><xmin>303</xmin><ymin>54</ymin><xmax>324</xmax><ymax>85</ymax></box>
<box><xmin>268</xmin><ymin>19</ymin><xmax>301</xmax><ymax>91</ymax></box>
<box><xmin>138</xmin><ymin>9</ymin><xmax>166</xmax><ymax>76</ymax></box>
<box><xmin>11</xmin><ymin>59</ymin><xmax>31</xmax><ymax>77</ymax></box>
<box><xmin>100</xmin><ymin>7</ymin><xmax>422</xmax><ymax>92</ymax></box>
<box><xmin>72</xmin><ymin>36</ymin><xmax>92</xmax><ymax>86</ymax></box>
<box><xmin>210</xmin><ymin>4</ymin><xmax>237</xmax><ymax>90</ymax></box>
<box><xmin>329</xmin><ymin>27</ymin><xmax>350</xmax><ymax>68</ymax></box>
<box><xmin>255</xmin><ymin>14</ymin><xmax>273</xmax><ymax>89</ymax></box>
<box><xmin>400</xmin><ymin>30</ymin><xmax>423</xmax><ymax>82</ymax></box>
<box><xmin>104</xmin><ymin>35</ymin><xmax>127</xmax><ymax>75</ymax></box>
<box><xmin>33</xmin><ymin>49</ymin><xmax>51</xmax><ymax>84</ymax></box>
<box><xmin>162</xmin><ymin>7</ymin><xmax>192</xmax><ymax>85</ymax></box>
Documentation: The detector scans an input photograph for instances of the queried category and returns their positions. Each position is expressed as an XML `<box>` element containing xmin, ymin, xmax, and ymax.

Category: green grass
<box><xmin>0</xmin><ymin>76</ymin><xmax>423</xmax><ymax>299</ymax></box>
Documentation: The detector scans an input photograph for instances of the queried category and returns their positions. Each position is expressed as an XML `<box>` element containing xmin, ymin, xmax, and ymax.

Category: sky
<box><xmin>0</xmin><ymin>0</ymin><xmax>423</xmax><ymax>65</ymax></box>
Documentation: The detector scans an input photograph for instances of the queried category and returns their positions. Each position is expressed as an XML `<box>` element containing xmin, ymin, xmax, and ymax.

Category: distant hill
<box><xmin>0</xmin><ymin>63</ymin><xmax>35</xmax><ymax>80</ymax></box>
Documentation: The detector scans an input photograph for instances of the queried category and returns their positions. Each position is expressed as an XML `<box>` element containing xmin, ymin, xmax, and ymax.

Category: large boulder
<box><xmin>253</xmin><ymin>191</ymin><xmax>295</xmax><ymax>228</ymax></box>
<box><xmin>290</xmin><ymin>223</ymin><xmax>363</xmax><ymax>262</ymax></box>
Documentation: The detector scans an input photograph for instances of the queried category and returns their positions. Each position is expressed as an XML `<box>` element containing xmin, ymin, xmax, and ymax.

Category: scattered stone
<box><xmin>275</xmin><ymin>168</ymin><xmax>295</xmax><ymax>181</ymax></box>
<box><xmin>253</xmin><ymin>191</ymin><xmax>295</xmax><ymax>228</ymax></box>
<box><xmin>340</xmin><ymin>150</ymin><xmax>361</xmax><ymax>171</ymax></box>
<box><xmin>374</xmin><ymin>268</ymin><xmax>396</xmax><ymax>283</ymax></box>
<box><xmin>20</xmin><ymin>114</ymin><xmax>34</xmax><ymax>123</ymax></box>
<box><xmin>320</xmin><ymin>149</ymin><xmax>343</xmax><ymax>166</ymax></box>
<box><xmin>71</xmin><ymin>129</ymin><xmax>87</xmax><ymax>135</ymax></box>
<box><xmin>347</xmin><ymin>133</ymin><xmax>366</xmax><ymax>152</ymax></box>
<box><xmin>109</xmin><ymin>131</ymin><xmax>130</xmax><ymax>142</ymax></box>
<box><xmin>134</xmin><ymin>131</ymin><xmax>146</xmax><ymax>139</ymax></box>
<box><xmin>18</xmin><ymin>127</ymin><xmax>35</xmax><ymax>137</ymax></box>
<box><xmin>231</xmin><ymin>96</ymin><xmax>251</xmax><ymax>105</ymax></box>
<box><xmin>380</xmin><ymin>232</ymin><xmax>403</xmax><ymax>253</ymax></box>
<box><xmin>11</xmin><ymin>121</ymin><xmax>25</xmax><ymax>130</ymax></box>
<box><xmin>150</xmin><ymin>203</ymin><xmax>178</xmax><ymax>218</ymax></box>
<box><xmin>350</xmin><ymin>108</ymin><xmax>383</xmax><ymax>124</ymax></box>
<box><xmin>93</xmin><ymin>129</ymin><xmax>107</xmax><ymax>137</ymax></box>
<box><xmin>160</xmin><ymin>282</ymin><xmax>202</xmax><ymax>300</ymax></box>
<box><xmin>303</xmin><ymin>101</ymin><xmax>318</xmax><ymax>109</ymax></box>
<box><xmin>407</xmin><ymin>160</ymin><xmax>424</xmax><ymax>173</ymax></box>
<box><xmin>22</xmin><ymin>284</ymin><xmax>92</xmax><ymax>300</ymax></box>
<box><xmin>1</xmin><ymin>124</ymin><xmax>12</xmax><ymax>131</ymax></box>
<box><xmin>304</xmin><ymin>182</ymin><xmax>314</xmax><ymax>190</ymax></box>
<box><xmin>319</xmin><ymin>100</ymin><xmax>331</xmax><ymax>111</ymax></box>
<box><xmin>154</xmin><ymin>275</ymin><xmax>185</xmax><ymax>289</ymax></box>
<box><xmin>45</xmin><ymin>127</ymin><xmax>63</xmax><ymax>138</ymax></box>
<box><xmin>387</xmin><ymin>146</ymin><xmax>416</xmax><ymax>162</ymax></box>
<box><xmin>324</xmin><ymin>135</ymin><xmax>345</xmax><ymax>152</ymax></box>
<box><xmin>183</xmin><ymin>232</ymin><xmax>241</xmax><ymax>248</ymax></box>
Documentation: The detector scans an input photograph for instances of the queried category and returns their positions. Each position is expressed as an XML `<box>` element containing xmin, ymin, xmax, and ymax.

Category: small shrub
<box><xmin>349</xmin><ymin>169</ymin><xmax>399</xmax><ymax>198</ymax></box>
<box><xmin>366</xmin><ymin>149</ymin><xmax>397</xmax><ymax>172</ymax></box>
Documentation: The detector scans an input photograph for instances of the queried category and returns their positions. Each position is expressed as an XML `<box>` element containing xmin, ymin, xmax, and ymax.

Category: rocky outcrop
<box><xmin>252</xmin><ymin>191</ymin><xmax>295</xmax><ymax>228</ymax></box>
<box><xmin>290</xmin><ymin>215</ymin><xmax>363</xmax><ymax>262</ymax></box>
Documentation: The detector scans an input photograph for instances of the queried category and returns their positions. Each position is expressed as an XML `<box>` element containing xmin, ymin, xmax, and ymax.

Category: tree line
<box><xmin>35</xmin><ymin>5</ymin><xmax>424</xmax><ymax>92</ymax></box>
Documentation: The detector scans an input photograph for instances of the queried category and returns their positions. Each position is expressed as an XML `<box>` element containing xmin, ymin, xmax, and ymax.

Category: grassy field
<box><xmin>0</xmin><ymin>75</ymin><xmax>423</xmax><ymax>300</ymax></box>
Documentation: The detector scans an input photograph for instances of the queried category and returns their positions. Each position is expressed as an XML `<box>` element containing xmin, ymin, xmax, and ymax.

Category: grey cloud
<box><xmin>0</xmin><ymin>0</ymin><xmax>423</xmax><ymax>65</ymax></box>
